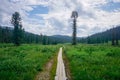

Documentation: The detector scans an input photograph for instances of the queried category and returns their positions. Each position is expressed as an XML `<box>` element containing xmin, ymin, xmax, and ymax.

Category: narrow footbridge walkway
<box><xmin>55</xmin><ymin>47</ymin><xmax>67</xmax><ymax>80</ymax></box>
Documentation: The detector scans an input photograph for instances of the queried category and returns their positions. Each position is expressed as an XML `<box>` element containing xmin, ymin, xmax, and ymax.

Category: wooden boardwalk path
<box><xmin>55</xmin><ymin>47</ymin><xmax>67</xmax><ymax>80</ymax></box>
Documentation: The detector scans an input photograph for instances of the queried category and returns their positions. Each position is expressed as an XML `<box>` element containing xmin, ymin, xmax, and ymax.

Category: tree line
<box><xmin>0</xmin><ymin>25</ymin><xmax>60</xmax><ymax>45</ymax></box>
<box><xmin>78</xmin><ymin>25</ymin><xmax>120</xmax><ymax>45</ymax></box>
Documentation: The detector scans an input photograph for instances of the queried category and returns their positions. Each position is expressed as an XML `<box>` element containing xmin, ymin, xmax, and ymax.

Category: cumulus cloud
<box><xmin>0</xmin><ymin>0</ymin><xmax>120</xmax><ymax>37</ymax></box>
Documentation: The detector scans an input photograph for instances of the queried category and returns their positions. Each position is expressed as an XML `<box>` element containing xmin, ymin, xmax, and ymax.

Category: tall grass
<box><xmin>0</xmin><ymin>44</ymin><xmax>59</xmax><ymax>80</ymax></box>
<box><xmin>64</xmin><ymin>44</ymin><xmax>120</xmax><ymax>80</ymax></box>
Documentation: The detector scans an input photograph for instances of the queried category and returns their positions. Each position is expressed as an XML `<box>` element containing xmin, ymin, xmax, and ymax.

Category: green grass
<box><xmin>0</xmin><ymin>43</ymin><xmax>14</xmax><ymax>48</ymax></box>
<box><xmin>0</xmin><ymin>44</ymin><xmax>59</xmax><ymax>80</ymax></box>
<box><xmin>64</xmin><ymin>44</ymin><xmax>120</xmax><ymax>80</ymax></box>
<box><xmin>50</xmin><ymin>53</ymin><xmax>57</xmax><ymax>80</ymax></box>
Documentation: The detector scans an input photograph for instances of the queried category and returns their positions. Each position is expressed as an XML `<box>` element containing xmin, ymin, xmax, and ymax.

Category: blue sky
<box><xmin>28</xmin><ymin>5</ymin><xmax>48</xmax><ymax>22</ymax></box>
<box><xmin>0</xmin><ymin>0</ymin><xmax>120</xmax><ymax>37</ymax></box>
<box><xmin>100</xmin><ymin>1</ymin><xmax>120</xmax><ymax>12</ymax></box>
<box><xmin>30</xmin><ymin>5</ymin><xmax>49</xmax><ymax>14</ymax></box>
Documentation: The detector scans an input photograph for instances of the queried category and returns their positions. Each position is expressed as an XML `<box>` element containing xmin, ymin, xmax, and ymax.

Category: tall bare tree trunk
<box><xmin>72</xmin><ymin>19</ymin><xmax>77</xmax><ymax>45</ymax></box>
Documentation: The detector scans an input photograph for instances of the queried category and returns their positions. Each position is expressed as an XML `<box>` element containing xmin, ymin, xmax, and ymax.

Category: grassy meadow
<box><xmin>0</xmin><ymin>43</ymin><xmax>120</xmax><ymax>80</ymax></box>
<box><xmin>64</xmin><ymin>44</ymin><xmax>120</xmax><ymax>80</ymax></box>
<box><xmin>0</xmin><ymin>44</ymin><xmax>59</xmax><ymax>80</ymax></box>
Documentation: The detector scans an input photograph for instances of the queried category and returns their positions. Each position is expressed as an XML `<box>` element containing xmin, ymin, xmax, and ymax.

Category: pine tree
<box><xmin>40</xmin><ymin>33</ymin><xmax>43</xmax><ymax>44</ymax></box>
<box><xmin>112</xmin><ymin>27</ymin><xmax>115</xmax><ymax>46</ymax></box>
<box><xmin>0</xmin><ymin>26</ymin><xmax>2</xmax><ymax>42</ymax></box>
<box><xmin>42</xmin><ymin>35</ymin><xmax>46</xmax><ymax>45</ymax></box>
<box><xmin>11</xmin><ymin>12</ymin><xmax>23</xmax><ymax>46</ymax></box>
<box><xmin>115</xmin><ymin>27</ymin><xmax>119</xmax><ymax>45</ymax></box>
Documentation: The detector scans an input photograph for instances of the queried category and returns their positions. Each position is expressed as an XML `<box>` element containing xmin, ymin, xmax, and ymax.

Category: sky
<box><xmin>0</xmin><ymin>0</ymin><xmax>120</xmax><ymax>37</ymax></box>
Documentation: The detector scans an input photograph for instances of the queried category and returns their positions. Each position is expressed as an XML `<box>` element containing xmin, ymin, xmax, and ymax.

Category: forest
<box><xmin>78</xmin><ymin>25</ymin><xmax>120</xmax><ymax>45</ymax></box>
<box><xmin>0</xmin><ymin>25</ymin><xmax>120</xmax><ymax>45</ymax></box>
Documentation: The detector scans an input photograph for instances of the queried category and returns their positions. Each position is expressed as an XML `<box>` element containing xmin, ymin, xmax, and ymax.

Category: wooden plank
<box><xmin>55</xmin><ymin>47</ymin><xmax>67</xmax><ymax>80</ymax></box>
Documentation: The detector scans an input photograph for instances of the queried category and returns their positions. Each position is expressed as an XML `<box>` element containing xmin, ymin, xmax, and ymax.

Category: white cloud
<box><xmin>0</xmin><ymin>0</ymin><xmax>120</xmax><ymax>37</ymax></box>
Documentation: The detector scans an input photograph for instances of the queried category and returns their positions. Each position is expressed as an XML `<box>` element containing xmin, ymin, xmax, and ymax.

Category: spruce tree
<box><xmin>11</xmin><ymin>12</ymin><xmax>23</xmax><ymax>46</ymax></box>
<box><xmin>112</xmin><ymin>27</ymin><xmax>115</xmax><ymax>46</ymax></box>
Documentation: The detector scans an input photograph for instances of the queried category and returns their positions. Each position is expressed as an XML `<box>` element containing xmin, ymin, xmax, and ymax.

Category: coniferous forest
<box><xmin>0</xmin><ymin>25</ymin><xmax>120</xmax><ymax>45</ymax></box>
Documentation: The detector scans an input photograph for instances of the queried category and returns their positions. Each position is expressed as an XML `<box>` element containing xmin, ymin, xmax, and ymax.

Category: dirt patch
<box><xmin>35</xmin><ymin>58</ymin><xmax>54</xmax><ymax>80</ymax></box>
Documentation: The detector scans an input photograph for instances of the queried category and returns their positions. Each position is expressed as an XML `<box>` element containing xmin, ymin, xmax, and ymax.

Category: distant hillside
<box><xmin>78</xmin><ymin>25</ymin><xmax>120</xmax><ymax>44</ymax></box>
<box><xmin>1</xmin><ymin>25</ymin><xmax>120</xmax><ymax>44</ymax></box>
<box><xmin>0</xmin><ymin>26</ymin><xmax>72</xmax><ymax>44</ymax></box>
<box><xmin>50</xmin><ymin>35</ymin><xmax>72</xmax><ymax>43</ymax></box>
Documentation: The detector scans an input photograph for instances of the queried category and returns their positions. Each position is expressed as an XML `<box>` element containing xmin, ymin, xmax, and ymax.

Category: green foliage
<box><xmin>78</xmin><ymin>26</ymin><xmax>120</xmax><ymax>45</ymax></box>
<box><xmin>84</xmin><ymin>46</ymin><xmax>95</xmax><ymax>55</ymax></box>
<box><xmin>0</xmin><ymin>26</ymin><xmax>67</xmax><ymax>45</ymax></box>
<box><xmin>65</xmin><ymin>44</ymin><xmax>120</xmax><ymax>80</ymax></box>
<box><xmin>0</xmin><ymin>44</ymin><xmax>58</xmax><ymax>80</ymax></box>
<box><xmin>0</xmin><ymin>43</ymin><xmax>14</xmax><ymax>48</ymax></box>
<box><xmin>11</xmin><ymin>12</ymin><xmax>24</xmax><ymax>46</ymax></box>
<box><xmin>106</xmin><ymin>48</ymin><xmax>120</xmax><ymax>57</ymax></box>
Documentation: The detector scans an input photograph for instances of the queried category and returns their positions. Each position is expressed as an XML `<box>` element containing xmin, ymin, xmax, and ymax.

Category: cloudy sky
<box><xmin>0</xmin><ymin>0</ymin><xmax>120</xmax><ymax>37</ymax></box>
